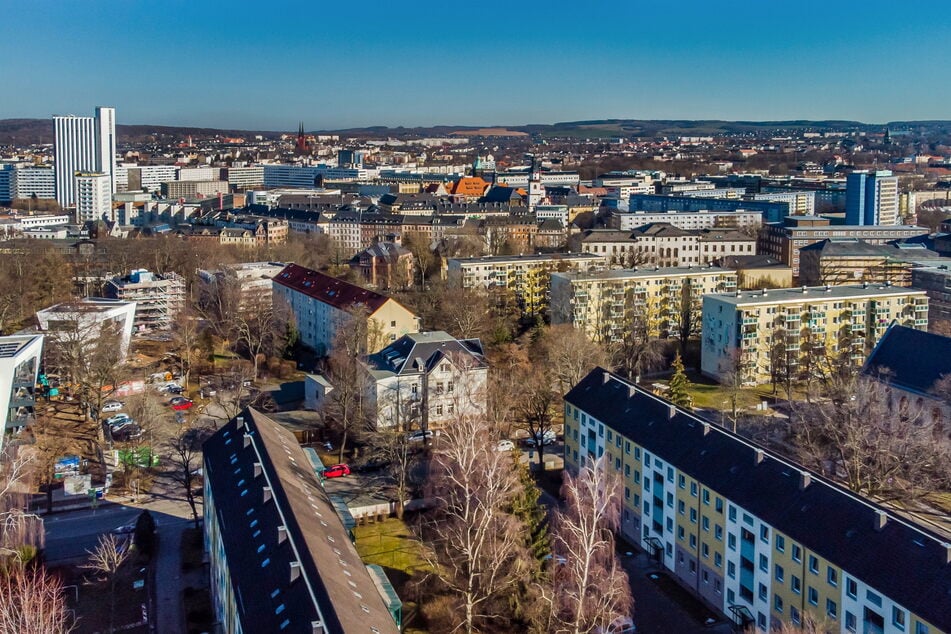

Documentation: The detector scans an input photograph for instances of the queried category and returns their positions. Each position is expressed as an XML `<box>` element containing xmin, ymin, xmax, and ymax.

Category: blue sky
<box><xmin>1</xmin><ymin>0</ymin><xmax>949</xmax><ymax>130</ymax></box>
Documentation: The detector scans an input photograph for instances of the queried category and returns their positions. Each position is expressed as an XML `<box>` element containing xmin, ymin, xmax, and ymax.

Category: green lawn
<box><xmin>353</xmin><ymin>517</ymin><xmax>428</xmax><ymax>577</ymax></box>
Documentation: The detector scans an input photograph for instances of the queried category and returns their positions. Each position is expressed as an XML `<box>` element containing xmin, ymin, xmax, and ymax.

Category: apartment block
<box><xmin>203</xmin><ymin>409</ymin><xmax>401</xmax><ymax>634</ymax></box>
<box><xmin>104</xmin><ymin>269</ymin><xmax>185</xmax><ymax>332</ymax></box>
<box><xmin>700</xmin><ymin>284</ymin><xmax>929</xmax><ymax>384</ymax></box>
<box><xmin>758</xmin><ymin>216</ymin><xmax>928</xmax><ymax>278</ymax></box>
<box><xmin>846</xmin><ymin>170</ymin><xmax>899</xmax><ymax>226</ymax></box>
<box><xmin>550</xmin><ymin>267</ymin><xmax>737</xmax><ymax>343</ymax></box>
<box><xmin>752</xmin><ymin>191</ymin><xmax>816</xmax><ymax>216</ymax></box>
<box><xmin>563</xmin><ymin>368</ymin><xmax>951</xmax><ymax>634</ymax></box>
<box><xmin>272</xmin><ymin>263</ymin><xmax>419</xmax><ymax>356</ymax></box>
<box><xmin>0</xmin><ymin>335</ymin><xmax>44</xmax><ymax>452</ymax></box>
<box><xmin>445</xmin><ymin>252</ymin><xmax>605</xmax><ymax>317</ymax></box>
<box><xmin>74</xmin><ymin>172</ymin><xmax>112</xmax><ymax>223</ymax></box>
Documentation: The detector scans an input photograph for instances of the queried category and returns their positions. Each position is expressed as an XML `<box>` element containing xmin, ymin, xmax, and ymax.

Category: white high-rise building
<box><xmin>53</xmin><ymin>106</ymin><xmax>117</xmax><ymax>207</ymax></box>
<box><xmin>75</xmin><ymin>173</ymin><xmax>113</xmax><ymax>223</ymax></box>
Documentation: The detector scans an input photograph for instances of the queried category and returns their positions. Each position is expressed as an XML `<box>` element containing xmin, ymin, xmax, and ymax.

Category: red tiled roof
<box><xmin>274</xmin><ymin>263</ymin><xmax>390</xmax><ymax>312</ymax></box>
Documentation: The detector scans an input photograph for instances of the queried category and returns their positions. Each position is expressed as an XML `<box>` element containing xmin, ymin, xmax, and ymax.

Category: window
<box><xmin>916</xmin><ymin>624</ymin><xmax>929</xmax><ymax>634</ymax></box>
<box><xmin>447</xmin><ymin>381</ymin><xmax>453</xmax><ymax>393</ymax></box>
<box><xmin>791</xmin><ymin>575</ymin><xmax>801</xmax><ymax>594</ymax></box>
<box><xmin>792</xmin><ymin>544</ymin><xmax>802</xmax><ymax>563</ymax></box>
<box><xmin>625</xmin><ymin>441</ymin><xmax>630</xmax><ymax>455</ymax></box>
<box><xmin>774</xmin><ymin>595</ymin><xmax>783</xmax><ymax>613</ymax></box>
<box><xmin>758</xmin><ymin>583</ymin><xmax>767</xmax><ymax>601</ymax></box>
<box><xmin>666</xmin><ymin>492</ymin><xmax>674</xmax><ymax>508</ymax></box>
<box><xmin>690</xmin><ymin>482</ymin><xmax>698</xmax><ymax>496</ymax></box>
<box><xmin>728</xmin><ymin>506</ymin><xmax>736</xmax><ymax>522</ymax></box>
<box><xmin>791</xmin><ymin>606</ymin><xmax>801</xmax><ymax>625</ymax></box>
<box><xmin>689</xmin><ymin>534</ymin><xmax>697</xmax><ymax>548</ymax></box>
<box><xmin>678</xmin><ymin>500</ymin><xmax>685</xmax><ymax>515</ymax></box>
<box><xmin>808</xmin><ymin>555</ymin><xmax>818</xmax><ymax>574</ymax></box>
<box><xmin>760</xmin><ymin>525</ymin><xmax>769</xmax><ymax>543</ymax></box>
<box><xmin>759</xmin><ymin>554</ymin><xmax>768</xmax><ymax>572</ymax></box>
<box><xmin>846</xmin><ymin>577</ymin><xmax>857</xmax><ymax>599</ymax></box>
<box><xmin>702</xmin><ymin>516</ymin><xmax>710</xmax><ymax>532</ymax></box>
<box><xmin>715</xmin><ymin>525</ymin><xmax>723</xmax><ymax>541</ymax></box>
<box><xmin>775</xmin><ymin>534</ymin><xmax>785</xmax><ymax>553</ymax></box>
<box><xmin>690</xmin><ymin>508</ymin><xmax>697</xmax><ymax>523</ymax></box>
<box><xmin>826</xmin><ymin>599</ymin><xmax>837</xmax><ymax>620</ymax></box>
<box><xmin>728</xmin><ymin>534</ymin><xmax>736</xmax><ymax>551</ymax></box>
<box><xmin>775</xmin><ymin>564</ymin><xmax>784</xmax><ymax>583</ymax></box>
<box><xmin>667</xmin><ymin>467</ymin><xmax>674</xmax><ymax>482</ymax></box>
<box><xmin>845</xmin><ymin>611</ymin><xmax>857</xmax><ymax>632</ymax></box>
<box><xmin>827</xmin><ymin>567</ymin><xmax>838</xmax><ymax>587</ymax></box>
<box><xmin>808</xmin><ymin>587</ymin><xmax>818</xmax><ymax>606</ymax></box>
<box><xmin>678</xmin><ymin>474</ymin><xmax>686</xmax><ymax>489</ymax></box>
<box><xmin>677</xmin><ymin>526</ymin><xmax>685</xmax><ymax>540</ymax></box>
<box><xmin>893</xmin><ymin>607</ymin><xmax>906</xmax><ymax>630</ymax></box>
<box><xmin>727</xmin><ymin>561</ymin><xmax>736</xmax><ymax>579</ymax></box>
<box><xmin>701</xmin><ymin>543</ymin><xmax>709</xmax><ymax>558</ymax></box>
<box><xmin>702</xmin><ymin>489</ymin><xmax>710</xmax><ymax>505</ymax></box>
<box><xmin>714</xmin><ymin>552</ymin><xmax>722</xmax><ymax>568</ymax></box>
<box><xmin>715</xmin><ymin>497</ymin><xmax>724</xmax><ymax>513</ymax></box>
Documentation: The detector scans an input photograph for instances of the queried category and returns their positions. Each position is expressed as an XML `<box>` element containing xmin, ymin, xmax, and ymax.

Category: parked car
<box><xmin>166</xmin><ymin>385</ymin><xmax>184</xmax><ymax>395</ymax></box>
<box><xmin>109</xmin><ymin>418</ymin><xmax>137</xmax><ymax>432</ymax></box>
<box><xmin>524</xmin><ymin>430</ymin><xmax>557</xmax><ymax>447</ymax></box>
<box><xmin>170</xmin><ymin>398</ymin><xmax>194</xmax><ymax>411</ymax></box>
<box><xmin>156</xmin><ymin>382</ymin><xmax>182</xmax><ymax>394</ymax></box>
<box><xmin>100</xmin><ymin>400</ymin><xmax>124</xmax><ymax>413</ymax></box>
<box><xmin>105</xmin><ymin>413</ymin><xmax>132</xmax><ymax>427</ymax></box>
<box><xmin>596</xmin><ymin>617</ymin><xmax>636</xmax><ymax>634</ymax></box>
<box><xmin>322</xmin><ymin>464</ymin><xmax>351</xmax><ymax>479</ymax></box>
<box><xmin>112</xmin><ymin>522</ymin><xmax>137</xmax><ymax>535</ymax></box>
<box><xmin>495</xmin><ymin>439</ymin><xmax>515</xmax><ymax>452</ymax></box>
<box><xmin>542</xmin><ymin>553</ymin><xmax>568</xmax><ymax>566</ymax></box>
<box><xmin>112</xmin><ymin>424</ymin><xmax>143</xmax><ymax>442</ymax></box>
<box><xmin>407</xmin><ymin>430</ymin><xmax>435</xmax><ymax>443</ymax></box>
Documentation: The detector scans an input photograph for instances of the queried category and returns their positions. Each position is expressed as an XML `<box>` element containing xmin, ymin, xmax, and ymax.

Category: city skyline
<box><xmin>2</xmin><ymin>1</ymin><xmax>950</xmax><ymax>130</ymax></box>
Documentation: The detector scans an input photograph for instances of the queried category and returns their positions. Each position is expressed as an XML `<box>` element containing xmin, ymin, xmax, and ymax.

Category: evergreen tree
<box><xmin>668</xmin><ymin>352</ymin><xmax>693</xmax><ymax>409</ymax></box>
<box><xmin>510</xmin><ymin>458</ymin><xmax>549</xmax><ymax>562</ymax></box>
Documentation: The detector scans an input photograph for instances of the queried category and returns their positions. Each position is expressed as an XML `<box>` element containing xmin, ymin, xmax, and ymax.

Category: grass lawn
<box><xmin>656</xmin><ymin>371</ymin><xmax>798</xmax><ymax>412</ymax></box>
<box><xmin>353</xmin><ymin>517</ymin><xmax>430</xmax><ymax>633</ymax></box>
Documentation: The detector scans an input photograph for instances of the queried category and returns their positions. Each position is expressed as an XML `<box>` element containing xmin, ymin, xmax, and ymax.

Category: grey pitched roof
<box><xmin>863</xmin><ymin>324</ymin><xmax>951</xmax><ymax>398</ymax></box>
<box><xmin>564</xmin><ymin>369</ymin><xmax>951</xmax><ymax>632</ymax></box>
<box><xmin>202</xmin><ymin>409</ymin><xmax>400</xmax><ymax>634</ymax></box>
<box><xmin>363</xmin><ymin>331</ymin><xmax>486</xmax><ymax>378</ymax></box>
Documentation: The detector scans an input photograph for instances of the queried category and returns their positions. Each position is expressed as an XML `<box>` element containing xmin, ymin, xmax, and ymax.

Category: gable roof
<box><xmin>863</xmin><ymin>324</ymin><xmax>951</xmax><ymax>397</ymax></box>
<box><xmin>363</xmin><ymin>331</ymin><xmax>486</xmax><ymax>379</ymax></box>
<box><xmin>274</xmin><ymin>263</ymin><xmax>392</xmax><ymax>313</ymax></box>
<box><xmin>565</xmin><ymin>369</ymin><xmax>951</xmax><ymax>633</ymax></box>
<box><xmin>202</xmin><ymin>409</ymin><xmax>400</xmax><ymax>634</ymax></box>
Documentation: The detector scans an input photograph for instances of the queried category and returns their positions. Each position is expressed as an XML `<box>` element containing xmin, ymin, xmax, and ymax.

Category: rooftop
<box><xmin>364</xmin><ymin>331</ymin><xmax>486</xmax><ymax>378</ymax></box>
<box><xmin>553</xmin><ymin>266</ymin><xmax>734</xmax><ymax>282</ymax></box>
<box><xmin>864</xmin><ymin>324</ymin><xmax>951</xmax><ymax>398</ymax></box>
<box><xmin>705</xmin><ymin>283</ymin><xmax>927</xmax><ymax>306</ymax></box>
<box><xmin>0</xmin><ymin>335</ymin><xmax>42</xmax><ymax>359</ymax></box>
<box><xmin>274</xmin><ymin>263</ymin><xmax>396</xmax><ymax>313</ymax></box>
<box><xmin>449</xmin><ymin>252</ymin><xmax>601</xmax><ymax>265</ymax></box>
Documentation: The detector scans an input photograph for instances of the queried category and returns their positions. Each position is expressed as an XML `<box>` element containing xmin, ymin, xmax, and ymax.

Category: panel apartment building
<box><xmin>445</xmin><ymin>252</ymin><xmax>605</xmax><ymax>317</ymax></box>
<box><xmin>700</xmin><ymin>284</ymin><xmax>929</xmax><ymax>384</ymax></box>
<box><xmin>550</xmin><ymin>267</ymin><xmax>738</xmax><ymax>344</ymax></box>
<box><xmin>563</xmin><ymin>368</ymin><xmax>950</xmax><ymax>634</ymax></box>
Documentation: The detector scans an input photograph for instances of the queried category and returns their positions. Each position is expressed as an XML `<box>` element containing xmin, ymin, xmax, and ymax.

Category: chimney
<box><xmin>237</xmin><ymin>416</ymin><xmax>245</xmax><ymax>430</ymax></box>
<box><xmin>754</xmin><ymin>449</ymin><xmax>765</xmax><ymax>465</ymax></box>
<box><xmin>799</xmin><ymin>471</ymin><xmax>811</xmax><ymax>491</ymax></box>
<box><xmin>253</xmin><ymin>462</ymin><xmax>262</xmax><ymax>478</ymax></box>
<box><xmin>874</xmin><ymin>510</ymin><xmax>888</xmax><ymax>531</ymax></box>
<box><xmin>629</xmin><ymin>385</ymin><xmax>637</xmax><ymax>397</ymax></box>
<box><xmin>668</xmin><ymin>404</ymin><xmax>677</xmax><ymax>420</ymax></box>
<box><xmin>243</xmin><ymin>434</ymin><xmax>251</xmax><ymax>449</ymax></box>
<box><xmin>278</xmin><ymin>525</ymin><xmax>288</xmax><ymax>543</ymax></box>
<box><xmin>263</xmin><ymin>486</ymin><xmax>272</xmax><ymax>503</ymax></box>
<box><xmin>702</xmin><ymin>422</ymin><xmax>711</xmax><ymax>435</ymax></box>
<box><xmin>289</xmin><ymin>560</ymin><xmax>301</xmax><ymax>582</ymax></box>
<box><xmin>311</xmin><ymin>621</ymin><xmax>325</xmax><ymax>634</ymax></box>
<box><xmin>602</xmin><ymin>371</ymin><xmax>611</xmax><ymax>384</ymax></box>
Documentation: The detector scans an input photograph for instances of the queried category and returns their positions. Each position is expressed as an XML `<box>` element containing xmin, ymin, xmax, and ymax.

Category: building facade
<box><xmin>0</xmin><ymin>335</ymin><xmax>44</xmax><ymax>452</ymax></box>
<box><xmin>53</xmin><ymin>107</ymin><xmax>116</xmax><ymax>207</ymax></box>
<box><xmin>272</xmin><ymin>263</ymin><xmax>419</xmax><ymax>356</ymax></box>
<box><xmin>361</xmin><ymin>331</ymin><xmax>488</xmax><ymax>430</ymax></box>
<box><xmin>846</xmin><ymin>170</ymin><xmax>899</xmax><ymax>226</ymax></box>
<box><xmin>700</xmin><ymin>285</ymin><xmax>929</xmax><ymax>384</ymax></box>
<box><xmin>74</xmin><ymin>173</ymin><xmax>112</xmax><ymax>223</ymax></box>
<box><xmin>611</xmin><ymin>210</ymin><xmax>764</xmax><ymax>232</ymax></box>
<box><xmin>36</xmin><ymin>298</ymin><xmax>137</xmax><ymax>361</ymax></box>
<box><xmin>563</xmin><ymin>368</ymin><xmax>950</xmax><ymax>634</ymax></box>
<box><xmin>104</xmin><ymin>269</ymin><xmax>185</xmax><ymax>331</ymax></box>
<box><xmin>550</xmin><ymin>267</ymin><xmax>738</xmax><ymax>343</ymax></box>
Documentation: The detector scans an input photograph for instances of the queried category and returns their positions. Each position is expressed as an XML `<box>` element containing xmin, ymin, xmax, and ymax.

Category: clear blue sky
<box><xmin>2</xmin><ymin>0</ymin><xmax>949</xmax><ymax>131</ymax></box>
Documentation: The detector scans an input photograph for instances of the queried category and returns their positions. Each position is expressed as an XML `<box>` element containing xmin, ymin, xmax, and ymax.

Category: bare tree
<box><xmin>364</xmin><ymin>386</ymin><xmax>420</xmax><ymax>519</ymax></box>
<box><xmin>83</xmin><ymin>533</ymin><xmax>131</xmax><ymax>634</ymax></box>
<box><xmin>232</xmin><ymin>295</ymin><xmax>293</xmax><ymax>380</ymax></box>
<box><xmin>0</xmin><ymin>447</ymin><xmax>44</xmax><ymax>560</ymax></box>
<box><xmin>31</xmin><ymin>416</ymin><xmax>73</xmax><ymax>514</ymax></box>
<box><xmin>550</xmin><ymin>456</ymin><xmax>633</xmax><ymax>634</ymax></box>
<box><xmin>416</xmin><ymin>413</ymin><xmax>532</xmax><ymax>633</ymax></box>
<box><xmin>791</xmin><ymin>376</ymin><xmax>951</xmax><ymax>500</ymax></box>
<box><xmin>538</xmin><ymin>325</ymin><xmax>611</xmax><ymax>398</ymax></box>
<box><xmin>164</xmin><ymin>426</ymin><xmax>210</xmax><ymax>529</ymax></box>
<box><xmin>169</xmin><ymin>306</ymin><xmax>203</xmax><ymax>391</ymax></box>
<box><xmin>612</xmin><ymin>291</ymin><xmax>666</xmax><ymax>381</ymax></box>
<box><xmin>0</xmin><ymin>566</ymin><xmax>74</xmax><ymax>634</ymax></box>
<box><xmin>516</xmin><ymin>366</ymin><xmax>558</xmax><ymax>471</ymax></box>
<box><xmin>323</xmin><ymin>318</ymin><xmax>372</xmax><ymax>464</ymax></box>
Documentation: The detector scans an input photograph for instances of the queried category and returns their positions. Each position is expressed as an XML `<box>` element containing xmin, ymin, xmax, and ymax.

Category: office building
<box><xmin>104</xmin><ymin>269</ymin><xmax>185</xmax><ymax>332</ymax></box>
<box><xmin>0</xmin><ymin>335</ymin><xmax>44</xmax><ymax>453</ymax></box>
<box><xmin>610</xmin><ymin>210</ymin><xmax>764</xmax><ymax>232</ymax></box>
<box><xmin>203</xmin><ymin>409</ymin><xmax>401</xmax><ymax>634</ymax></box>
<box><xmin>272</xmin><ymin>263</ymin><xmax>419</xmax><ymax>356</ymax></box>
<box><xmin>74</xmin><ymin>173</ymin><xmax>113</xmax><ymax>223</ymax></box>
<box><xmin>846</xmin><ymin>171</ymin><xmax>899</xmax><ymax>226</ymax></box>
<box><xmin>758</xmin><ymin>216</ymin><xmax>928</xmax><ymax>278</ymax></box>
<box><xmin>446</xmin><ymin>253</ymin><xmax>605</xmax><ymax>317</ymax></box>
<box><xmin>550</xmin><ymin>267</ymin><xmax>737</xmax><ymax>343</ymax></box>
<box><xmin>563</xmin><ymin>368</ymin><xmax>951</xmax><ymax>634</ymax></box>
<box><xmin>700</xmin><ymin>284</ymin><xmax>928</xmax><ymax>384</ymax></box>
<box><xmin>53</xmin><ymin>106</ymin><xmax>116</xmax><ymax>207</ymax></box>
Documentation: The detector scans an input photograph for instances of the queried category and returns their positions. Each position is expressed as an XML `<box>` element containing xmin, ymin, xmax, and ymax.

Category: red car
<box><xmin>170</xmin><ymin>397</ymin><xmax>194</xmax><ymax>411</ymax></box>
<box><xmin>323</xmin><ymin>464</ymin><xmax>351</xmax><ymax>479</ymax></box>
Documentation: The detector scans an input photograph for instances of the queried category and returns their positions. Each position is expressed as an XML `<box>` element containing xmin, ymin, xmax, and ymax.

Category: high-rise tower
<box><xmin>53</xmin><ymin>106</ymin><xmax>116</xmax><ymax>207</ymax></box>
